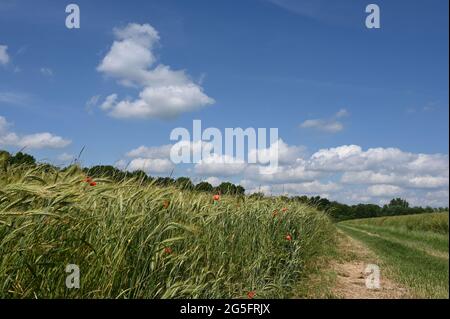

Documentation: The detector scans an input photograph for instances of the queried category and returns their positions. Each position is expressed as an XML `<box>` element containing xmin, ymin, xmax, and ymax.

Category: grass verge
<box><xmin>337</xmin><ymin>221</ymin><xmax>448</xmax><ymax>299</ymax></box>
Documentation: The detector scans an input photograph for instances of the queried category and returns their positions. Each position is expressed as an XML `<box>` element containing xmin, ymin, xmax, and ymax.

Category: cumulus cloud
<box><xmin>100</xmin><ymin>94</ymin><xmax>118</xmax><ymax>111</ymax></box>
<box><xmin>244</xmin><ymin>160</ymin><xmax>324</xmax><ymax>184</ymax></box>
<box><xmin>126</xmin><ymin>144</ymin><xmax>173</xmax><ymax>159</ymax></box>
<box><xmin>309</xmin><ymin>145</ymin><xmax>449</xmax><ymax>176</ymax></box>
<box><xmin>248</xmin><ymin>139</ymin><xmax>305</xmax><ymax>165</ymax></box>
<box><xmin>367</xmin><ymin>184</ymin><xmax>404</xmax><ymax>197</ymax></box>
<box><xmin>300</xmin><ymin>109</ymin><xmax>349</xmax><ymax>133</ymax></box>
<box><xmin>119</xmin><ymin>139</ymin><xmax>449</xmax><ymax>206</ymax></box>
<box><xmin>194</xmin><ymin>154</ymin><xmax>247</xmax><ymax>177</ymax></box>
<box><xmin>203</xmin><ymin>176</ymin><xmax>222</xmax><ymax>187</ymax></box>
<box><xmin>342</xmin><ymin>171</ymin><xmax>449</xmax><ymax>189</ymax></box>
<box><xmin>0</xmin><ymin>45</ymin><xmax>9</xmax><ymax>65</ymax></box>
<box><xmin>127</xmin><ymin>157</ymin><xmax>175</xmax><ymax>174</ymax></box>
<box><xmin>123</xmin><ymin>142</ymin><xmax>192</xmax><ymax>175</ymax></box>
<box><xmin>97</xmin><ymin>23</ymin><xmax>214</xmax><ymax>119</ymax></box>
<box><xmin>0</xmin><ymin>115</ymin><xmax>71</xmax><ymax>149</ymax></box>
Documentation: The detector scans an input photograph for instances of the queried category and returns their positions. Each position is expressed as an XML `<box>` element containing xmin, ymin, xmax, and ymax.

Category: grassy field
<box><xmin>0</xmin><ymin>163</ymin><xmax>335</xmax><ymax>299</ymax></box>
<box><xmin>338</xmin><ymin>213</ymin><xmax>449</xmax><ymax>299</ymax></box>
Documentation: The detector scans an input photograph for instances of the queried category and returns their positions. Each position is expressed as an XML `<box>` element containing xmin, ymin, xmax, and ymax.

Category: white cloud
<box><xmin>127</xmin><ymin>158</ymin><xmax>175</xmax><ymax>174</ymax></box>
<box><xmin>57</xmin><ymin>152</ymin><xmax>75</xmax><ymax>162</ymax></box>
<box><xmin>0</xmin><ymin>45</ymin><xmax>9</xmax><ymax>65</ymax></box>
<box><xmin>0</xmin><ymin>115</ymin><xmax>71</xmax><ymax>149</ymax></box>
<box><xmin>15</xmin><ymin>133</ymin><xmax>70</xmax><ymax>149</ymax></box>
<box><xmin>244</xmin><ymin>160</ymin><xmax>323</xmax><ymax>184</ymax></box>
<box><xmin>425</xmin><ymin>190</ymin><xmax>449</xmax><ymax>204</ymax></box>
<box><xmin>0</xmin><ymin>116</ymin><xmax>9</xmax><ymax>134</ymax></box>
<box><xmin>274</xmin><ymin>181</ymin><xmax>341</xmax><ymax>195</ymax></box>
<box><xmin>336</xmin><ymin>108</ymin><xmax>350</xmax><ymax>118</ymax></box>
<box><xmin>195</xmin><ymin>154</ymin><xmax>247</xmax><ymax>177</ymax></box>
<box><xmin>300</xmin><ymin>119</ymin><xmax>343</xmax><ymax>133</ymax></box>
<box><xmin>119</xmin><ymin>139</ymin><xmax>449</xmax><ymax>207</ymax></box>
<box><xmin>407</xmin><ymin>176</ymin><xmax>449</xmax><ymax>189</ymax></box>
<box><xmin>300</xmin><ymin>109</ymin><xmax>349</xmax><ymax>133</ymax></box>
<box><xmin>248</xmin><ymin>139</ymin><xmax>305</xmax><ymax>165</ymax></box>
<box><xmin>100</xmin><ymin>94</ymin><xmax>118</xmax><ymax>111</ymax></box>
<box><xmin>126</xmin><ymin>144</ymin><xmax>173</xmax><ymax>159</ymax></box>
<box><xmin>85</xmin><ymin>95</ymin><xmax>101</xmax><ymax>113</ymax></box>
<box><xmin>114</xmin><ymin>159</ymin><xmax>128</xmax><ymax>170</ymax></box>
<box><xmin>127</xmin><ymin>141</ymin><xmax>210</xmax><ymax>161</ymax></box>
<box><xmin>203</xmin><ymin>176</ymin><xmax>222</xmax><ymax>187</ymax></box>
<box><xmin>98</xmin><ymin>24</ymin><xmax>160</xmax><ymax>86</ymax></box>
<box><xmin>123</xmin><ymin>143</ymin><xmax>181</xmax><ymax>174</ymax></box>
<box><xmin>367</xmin><ymin>184</ymin><xmax>404</xmax><ymax>197</ymax></box>
<box><xmin>0</xmin><ymin>91</ymin><xmax>29</xmax><ymax>106</ymax></box>
<box><xmin>108</xmin><ymin>84</ymin><xmax>214</xmax><ymax>119</ymax></box>
<box><xmin>341</xmin><ymin>171</ymin><xmax>397</xmax><ymax>185</ymax></box>
<box><xmin>40</xmin><ymin>67</ymin><xmax>53</xmax><ymax>76</ymax></box>
<box><xmin>97</xmin><ymin>23</ymin><xmax>214</xmax><ymax>119</ymax></box>
<box><xmin>341</xmin><ymin>171</ymin><xmax>448</xmax><ymax>189</ymax></box>
<box><xmin>406</xmin><ymin>153</ymin><xmax>449</xmax><ymax>175</ymax></box>
<box><xmin>309</xmin><ymin>145</ymin><xmax>449</xmax><ymax>176</ymax></box>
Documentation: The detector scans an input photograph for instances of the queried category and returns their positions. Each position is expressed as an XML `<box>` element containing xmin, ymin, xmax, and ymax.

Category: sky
<box><xmin>0</xmin><ymin>0</ymin><xmax>448</xmax><ymax>207</ymax></box>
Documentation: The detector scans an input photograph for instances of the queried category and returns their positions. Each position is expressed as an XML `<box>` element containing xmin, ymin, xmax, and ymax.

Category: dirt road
<box><xmin>331</xmin><ymin>231</ymin><xmax>409</xmax><ymax>299</ymax></box>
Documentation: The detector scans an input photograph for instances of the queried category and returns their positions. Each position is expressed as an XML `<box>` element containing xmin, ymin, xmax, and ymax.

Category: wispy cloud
<box><xmin>57</xmin><ymin>152</ymin><xmax>75</xmax><ymax>162</ymax></box>
<box><xmin>0</xmin><ymin>91</ymin><xmax>30</xmax><ymax>106</ymax></box>
<box><xmin>300</xmin><ymin>108</ymin><xmax>349</xmax><ymax>133</ymax></box>
<box><xmin>266</xmin><ymin>0</ymin><xmax>323</xmax><ymax>19</ymax></box>
<box><xmin>264</xmin><ymin>0</ymin><xmax>359</xmax><ymax>26</ymax></box>
<box><xmin>85</xmin><ymin>95</ymin><xmax>101</xmax><ymax>114</ymax></box>
<box><xmin>40</xmin><ymin>67</ymin><xmax>54</xmax><ymax>77</ymax></box>
<box><xmin>0</xmin><ymin>45</ymin><xmax>10</xmax><ymax>65</ymax></box>
<box><xmin>406</xmin><ymin>101</ymin><xmax>440</xmax><ymax>114</ymax></box>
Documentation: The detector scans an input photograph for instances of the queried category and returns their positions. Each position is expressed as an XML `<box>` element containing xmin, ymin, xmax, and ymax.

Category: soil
<box><xmin>331</xmin><ymin>231</ymin><xmax>410</xmax><ymax>299</ymax></box>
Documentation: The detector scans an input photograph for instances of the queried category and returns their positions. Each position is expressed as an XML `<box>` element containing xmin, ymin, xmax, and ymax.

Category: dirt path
<box><xmin>331</xmin><ymin>230</ymin><xmax>410</xmax><ymax>299</ymax></box>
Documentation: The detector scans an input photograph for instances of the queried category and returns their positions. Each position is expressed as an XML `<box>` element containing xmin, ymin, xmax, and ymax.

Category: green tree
<box><xmin>195</xmin><ymin>181</ymin><xmax>213</xmax><ymax>192</ymax></box>
<box><xmin>216</xmin><ymin>182</ymin><xmax>237</xmax><ymax>195</ymax></box>
<box><xmin>389</xmin><ymin>198</ymin><xmax>410</xmax><ymax>209</ymax></box>
<box><xmin>235</xmin><ymin>185</ymin><xmax>245</xmax><ymax>195</ymax></box>
<box><xmin>9</xmin><ymin>152</ymin><xmax>36</xmax><ymax>166</ymax></box>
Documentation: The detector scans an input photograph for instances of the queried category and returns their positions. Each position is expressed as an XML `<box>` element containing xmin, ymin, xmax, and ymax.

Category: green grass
<box><xmin>0</xmin><ymin>163</ymin><xmax>335</xmax><ymax>299</ymax></box>
<box><xmin>338</xmin><ymin>214</ymin><xmax>449</xmax><ymax>299</ymax></box>
<box><xmin>346</xmin><ymin>212</ymin><xmax>449</xmax><ymax>234</ymax></box>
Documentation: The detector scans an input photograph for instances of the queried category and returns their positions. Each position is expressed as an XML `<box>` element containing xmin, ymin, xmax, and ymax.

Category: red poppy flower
<box><xmin>285</xmin><ymin>234</ymin><xmax>292</xmax><ymax>241</ymax></box>
<box><xmin>89</xmin><ymin>182</ymin><xmax>97</xmax><ymax>186</ymax></box>
<box><xmin>247</xmin><ymin>291</ymin><xmax>256</xmax><ymax>299</ymax></box>
<box><xmin>213</xmin><ymin>194</ymin><xmax>220</xmax><ymax>201</ymax></box>
<box><xmin>84</xmin><ymin>177</ymin><xmax>93</xmax><ymax>183</ymax></box>
<box><xmin>282</xmin><ymin>208</ymin><xmax>288</xmax><ymax>212</ymax></box>
<box><xmin>164</xmin><ymin>247</ymin><xmax>173</xmax><ymax>254</ymax></box>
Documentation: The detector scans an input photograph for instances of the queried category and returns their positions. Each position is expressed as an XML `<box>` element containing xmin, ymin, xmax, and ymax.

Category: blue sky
<box><xmin>0</xmin><ymin>0</ymin><xmax>448</xmax><ymax>206</ymax></box>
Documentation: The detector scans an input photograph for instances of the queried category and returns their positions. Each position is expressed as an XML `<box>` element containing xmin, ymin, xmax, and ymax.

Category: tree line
<box><xmin>1</xmin><ymin>150</ymin><xmax>447</xmax><ymax>220</ymax></box>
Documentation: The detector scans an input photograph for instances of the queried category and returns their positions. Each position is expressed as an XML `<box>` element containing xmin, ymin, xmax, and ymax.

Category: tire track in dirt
<box><xmin>331</xmin><ymin>230</ymin><xmax>410</xmax><ymax>299</ymax></box>
<box><xmin>342</xmin><ymin>224</ymin><xmax>449</xmax><ymax>260</ymax></box>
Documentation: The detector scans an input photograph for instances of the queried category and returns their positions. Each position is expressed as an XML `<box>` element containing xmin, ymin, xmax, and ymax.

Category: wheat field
<box><xmin>0</xmin><ymin>162</ymin><xmax>335</xmax><ymax>299</ymax></box>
